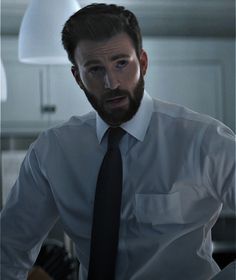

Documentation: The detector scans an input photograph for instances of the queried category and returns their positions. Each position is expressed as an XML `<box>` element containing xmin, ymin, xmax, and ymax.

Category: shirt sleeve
<box><xmin>200</xmin><ymin>122</ymin><xmax>236</xmax><ymax>211</ymax></box>
<box><xmin>0</xmin><ymin>143</ymin><xmax>59</xmax><ymax>280</ymax></box>
<box><xmin>210</xmin><ymin>261</ymin><xmax>236</xmax><ymax>279</ymax></box>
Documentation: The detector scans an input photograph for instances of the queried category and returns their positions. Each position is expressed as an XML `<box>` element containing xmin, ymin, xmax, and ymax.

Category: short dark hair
<box><xmin>61</xmin><ymin>3</ymin><xmax>142</xmax><ymax>66</ymax></box>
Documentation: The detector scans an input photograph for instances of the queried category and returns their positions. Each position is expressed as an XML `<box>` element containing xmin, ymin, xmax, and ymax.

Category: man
<box><xmin>1</xmin><ymin>3</ymin><xmax>235</xmax><ymax>280</ymax></box>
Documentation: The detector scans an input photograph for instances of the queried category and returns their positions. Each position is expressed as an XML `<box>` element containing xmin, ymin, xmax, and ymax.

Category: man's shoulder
<box><xmin>49</xmin><ymin>111</ymin><xmax>96</xmax><ymax>134</ymax></box>
<box><xmin>151</xmin><ymin>97</ymin><xmax>221</xmax><ymax>128</ymax></box>
<box><xmin>34</xmin><ymin>111</ymin><xmax>97</xmax><ymax>147</ymax></box>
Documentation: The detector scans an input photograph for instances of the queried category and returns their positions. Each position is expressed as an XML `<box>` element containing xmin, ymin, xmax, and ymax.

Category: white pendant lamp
<box><xmin>18</xmin><ymin>0</ymin><xmax>80</xmax><ymax>64</ymax></box>
<box><xmin>1</xmin><ymin>60</ymin><xmax>7</xmax><ymax>102</ymax></box>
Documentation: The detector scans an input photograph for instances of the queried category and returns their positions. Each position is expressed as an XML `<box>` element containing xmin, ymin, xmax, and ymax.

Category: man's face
<box><xmin>72</xmin><ymin>32</ymin><xmax>148</xmax><ymax>126</ymax></box>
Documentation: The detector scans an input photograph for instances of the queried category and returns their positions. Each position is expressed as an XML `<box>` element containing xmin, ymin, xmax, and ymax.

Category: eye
<box><xmin>116</xmin><ymin>60</ymin><xmax>128</xmax><ymax>69</ymax></box>
<box><xmin>89</xmin><ymin>66</ymin><xmax>105</xmax><ymax>75</ymax></box>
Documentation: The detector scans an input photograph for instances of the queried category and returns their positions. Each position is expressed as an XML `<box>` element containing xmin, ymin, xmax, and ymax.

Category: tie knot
<box><xmin>108</xmin><ymin>127</ymin><xmax>125</xmax><ymax>149</ymax></box>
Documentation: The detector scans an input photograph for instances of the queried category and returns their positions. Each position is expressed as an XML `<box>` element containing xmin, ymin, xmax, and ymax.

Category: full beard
<box><xmin>82</xmin><ymin>75</ymin><xmax>145</xmax><ymax>126</ymax></box>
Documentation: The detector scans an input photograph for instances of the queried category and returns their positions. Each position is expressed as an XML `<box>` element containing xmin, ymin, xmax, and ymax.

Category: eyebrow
<box><xmin>83</xmin><ymin>54</ymin><xmax>130</xmax><ymax>68</ymax></box>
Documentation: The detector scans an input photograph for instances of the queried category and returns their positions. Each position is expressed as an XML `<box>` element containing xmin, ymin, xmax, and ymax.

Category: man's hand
<box><xmin>27</xmin><ymin>266</ymin><xmax>52</xmax><ymax>280</ymax></box>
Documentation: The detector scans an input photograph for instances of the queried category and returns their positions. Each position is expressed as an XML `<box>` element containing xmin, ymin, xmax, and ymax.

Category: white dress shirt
<box><xmin>1</xmin><ymin>91</ymin><xmax>235</xmax><ymax>280</ymax></box>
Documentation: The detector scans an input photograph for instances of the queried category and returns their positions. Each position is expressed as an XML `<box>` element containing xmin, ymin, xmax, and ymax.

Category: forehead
<box><xmin>74</xmin><ymin>32</ymin><xmax>136</xmax><ymax>65</ymax></box>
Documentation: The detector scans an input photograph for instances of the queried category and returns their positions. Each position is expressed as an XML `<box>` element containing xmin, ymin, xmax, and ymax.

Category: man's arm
<box><xmin>201</xmin><ymin>122</ymin><xmax>235</xmax><ymax>211</ymax></box>
<box><xmin>201</xmin><ymin>123</ymin><xmax>236</xmax><ymax>279</ymax></box>
<box><xmin>1</xmin><ymin>145</ymin><xmax>59</xmax><ymax>280</ymax></box>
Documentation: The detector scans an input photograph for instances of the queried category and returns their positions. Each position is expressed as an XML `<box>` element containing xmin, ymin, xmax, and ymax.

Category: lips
<box><xmin>105</xmin><ymin>95</ymin><xmax>128</xmax><ymax>109</ymax></box>
<box><xmin>106</xmin><ymin>96</ymin><xmax>126</xmax><ymax>103</ymax></box>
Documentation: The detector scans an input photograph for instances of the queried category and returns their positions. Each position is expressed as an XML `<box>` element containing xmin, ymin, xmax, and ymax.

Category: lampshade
<box><xmin>1</xmin><ymin>60</ymin><xmax>7</xmax><ymax>102</ymax></box>
<box><xmin>18</xmin><ymin>0</ymin><xmax>80</xmax><ymax>64</ymax></box>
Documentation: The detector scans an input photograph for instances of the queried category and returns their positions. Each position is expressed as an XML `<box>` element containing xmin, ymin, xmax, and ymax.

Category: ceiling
<box><xmin>1</xmin><ymin>0</ymin><xmax>235</xmax><ymax>37</ymax></box>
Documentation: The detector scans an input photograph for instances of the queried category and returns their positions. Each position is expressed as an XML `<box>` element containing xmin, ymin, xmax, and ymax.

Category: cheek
<box><xmin>123</xmin><ymin>62</ymin><xmax>140</xmax><ymax>88</ymax></box>
<box><xmin>80</xmin><ymin>72</ymin><xmax>102</xmax><ymax>93</ymax></box>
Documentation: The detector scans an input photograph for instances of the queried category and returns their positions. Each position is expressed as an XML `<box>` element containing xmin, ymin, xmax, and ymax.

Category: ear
<box><xmin>139</xmin><ymin>49</ymin><xmax>148</xmax><ymax>76</ymax></box>
<box><xmin>71</xmin><ymin>66</ymin><xmax>85</xmax><ymax>90</ymax></box>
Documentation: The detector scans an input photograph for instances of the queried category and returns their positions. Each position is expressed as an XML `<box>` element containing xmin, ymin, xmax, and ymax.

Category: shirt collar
<box><xmin>96</xmin><ymin>90</ymin><xmax>154</xmax><ymax>143</ymax></box>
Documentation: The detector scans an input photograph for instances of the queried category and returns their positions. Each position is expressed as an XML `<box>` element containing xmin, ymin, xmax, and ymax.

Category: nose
<box><xmin>104</xmin><ymin>71</ymin><xmax>120</xmax><ymax>90</ymax></box>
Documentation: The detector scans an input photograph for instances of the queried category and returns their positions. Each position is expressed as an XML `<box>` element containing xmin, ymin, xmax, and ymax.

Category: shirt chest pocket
<box><xmin>135</xmin><ymin>192</ymin><xmax>185</xmax><ymax>225</ymax></box>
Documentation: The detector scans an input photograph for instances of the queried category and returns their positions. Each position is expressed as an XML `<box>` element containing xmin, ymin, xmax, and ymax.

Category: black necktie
<box><xmin>88</xmin><ymin>127</ymin><xmax>125</xmax><ymax>280</ymax></box>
